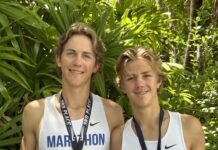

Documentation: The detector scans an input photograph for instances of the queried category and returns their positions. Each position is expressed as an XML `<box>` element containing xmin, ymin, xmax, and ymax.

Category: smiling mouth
<box><xmin>69</xmin><ymin>69</ymin><xmax>83</xmax><ymax>74</ymax></box>
<box><xmin>135</xmin><ymin>90</ymin><xmax>149</xmax><ymax>95</ymax></box>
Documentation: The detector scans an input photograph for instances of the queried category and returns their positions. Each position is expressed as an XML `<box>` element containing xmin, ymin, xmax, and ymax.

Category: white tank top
<box><xmin>39</xmin><ymin>93</ymin><xmax>110</xmax><ymax>150</ymax></box>
<box><xmin>122</xmin><ymin>111</ymin><xmax>187</xmax><ymax>150</ymax></box>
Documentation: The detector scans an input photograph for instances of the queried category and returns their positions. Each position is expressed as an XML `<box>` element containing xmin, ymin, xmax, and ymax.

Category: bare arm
<box><xmin>102</xmin><ymin>98</ymin><xmax>124</xmax><ymax>150</ymax></box>
<box><xmin>182</xmin><ymin>114</ymin><xmax>205</xmax><ymax>150</ymax></box>
<box><xmin>21</xmin><ymin>100</ymin><xmax>44</xmax><ymax>150</ymax></box>
<box><xmin>110</xmin><ymin>125</ymin><xmax>124</xmax><ymax>150</ymax></box>
<box><xmin>103</xmin><ymin>98</ymin><xmax>124</xmax><ymax>132</ymax></box>
<box><xmin>19</xmin><ymin>137</ymin><xmax>24</xmax><ymax>150</ymax></box>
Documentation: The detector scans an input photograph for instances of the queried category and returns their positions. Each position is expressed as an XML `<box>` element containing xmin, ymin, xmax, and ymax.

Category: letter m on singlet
<box><xmin>47</xmin><ymin>136</ymin><xmax>55</xmax><ymax>147</ymax></box>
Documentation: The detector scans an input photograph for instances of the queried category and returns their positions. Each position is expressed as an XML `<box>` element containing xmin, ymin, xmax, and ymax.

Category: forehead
<box><xmin>64</xmin><ymin>34</ymin><xmax>94</xmax><ymax>52</ymax></box>
<box><xmin>123</xmin><ymin>58</ymin><xmax>153</xmax><ymax>75</ymax></box>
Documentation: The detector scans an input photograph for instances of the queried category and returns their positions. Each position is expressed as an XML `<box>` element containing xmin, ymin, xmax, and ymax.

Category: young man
<box><xmin>20</xmin><ymin>22</ymin><xmax>124</xmax><ymax>150</ymax></box>
<box><xmin>111</xmin><ymin>47</ymin><xmax>205</xmax><ymax>150</ymax></box>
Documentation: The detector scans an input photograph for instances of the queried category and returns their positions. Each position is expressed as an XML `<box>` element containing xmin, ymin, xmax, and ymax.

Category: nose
<box><xmin>73</xmin><ymin>54</ymin><xmax>82</xmax><ymax>66</ymax></box>
<box><xmin>135</xmin><ymin>76</ymin><xmax>145</xmax><ymax>88</ymax></box>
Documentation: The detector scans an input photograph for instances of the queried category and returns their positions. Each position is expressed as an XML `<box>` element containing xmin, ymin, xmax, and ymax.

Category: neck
<box><xmin>132</xmin><ymin>105</ymin><xmax>161</xmax><ymax>127</ymax></box>
<box><xmin>61</xmin><ymin>86</ymin><xmax>90</xmax><ymax>109</ymax></box>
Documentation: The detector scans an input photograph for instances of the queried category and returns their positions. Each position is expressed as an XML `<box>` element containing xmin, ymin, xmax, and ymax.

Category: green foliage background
<box><xmin>0</xmin><ymin>0</ymin><xmax>217</xmax><ymax>149</ymax></box>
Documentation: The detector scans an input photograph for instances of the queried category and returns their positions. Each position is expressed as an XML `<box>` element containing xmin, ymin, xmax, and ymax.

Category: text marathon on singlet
<box><xmin>47</xmin><ymin>133</ymin><xmax>105</xmax><ymax>147</ymax></box>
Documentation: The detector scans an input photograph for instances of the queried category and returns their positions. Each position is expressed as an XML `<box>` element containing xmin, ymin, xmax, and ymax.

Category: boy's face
<box><xmin>120</xmin><ymin>58</ymin><xmax>161</xmax><ymax>108</ymax></box>
<box><xmin>56</xmin><ymin>34</ymin><xmax>99</xmax><ymax>87</ymax></box>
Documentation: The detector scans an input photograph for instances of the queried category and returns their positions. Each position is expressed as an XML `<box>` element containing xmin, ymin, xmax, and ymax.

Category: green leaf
<box><xmin>0</xmin><ymin>137</ymin><xmax>21</xmax><ymax>147</ymax></box>
<box><xmin>0</xmin><ymin>126</ymin><xmax>22</xmax><ymax>140</ymax></box>
<box><xmin>92</xmin><ymin>73</ymin><xmax>106</xmax><ymax>97</ymax></box>
<box><xmin>0</xmin><ymin>99</ymin><xmax>13</xmax><ymax>118</ymax></box>
<box><xmin>0</xmin><ymin>63</ymin><xmax>32</xmax><ymax>92</ymax></box>
<box><xmin>0</xmin><ymin>53</ymin><xmax>34</xmax><ymax>67</ymax></box>
<box><xmin>0</xmin><ymin>115</ymin><xmax>22</xmax><ymax>136</ymax></box>
<box><xmin>36</xmin><ymin>72</ymin><xmax>61</xmax><ymax>84</ymax></box>
<box><xmin>34</xmin><ymin>84</ymin><xmax>61</xmax><ymax>97</ymax></box>
<box><xmin>0</xmin><ymin>13</ymin><xmax>20</xmax><ymax>50</ymax></box>
<box><xmin>0</xmin><ymin>79</ymin><xmax>11</xmax><ymax>101</ymax></box>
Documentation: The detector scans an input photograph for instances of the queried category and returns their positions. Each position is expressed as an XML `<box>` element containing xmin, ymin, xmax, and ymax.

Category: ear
<box><xmin>93</xmin><ymin>62</ymin><xmax>100</xmax><ymax>73</ymax></box>
<box><xmin>121</xmin><ymin>89</ymin><xmax>126</xmax><ymax>94</ymax></box>
<box><xmin>55</xmin><ymin>55</ymin><xmax>61</xmax><ymax>67</ymax></box>
<box><xmin>157</xmin><ymin>77</ymin><xmax>162</xmax><ymax>89</ymax></box>
<box><xmin>120</xmin><ymin>82</ymin><xmax>127</xmax><ymax>94</ymax></box>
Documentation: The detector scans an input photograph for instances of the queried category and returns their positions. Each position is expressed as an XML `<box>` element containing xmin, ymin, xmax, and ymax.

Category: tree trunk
<box><xmin>155</xmin><ymin>0</ymin><xmax>163</xmax><ymax>9</ymax></box>
<box><xmin>184</xmin><ymin>0</ymin><xmax>203</xmax><ymax>72</ymax></box>
<box><xmin>212</xmin><ymin>0</ymin><xmax>218</xmax><ymax>25</ymax></box>
<box><xmin>196</xmin><ymin>45</ymin><xmax>205</xmax><ymax>73</ymax></box>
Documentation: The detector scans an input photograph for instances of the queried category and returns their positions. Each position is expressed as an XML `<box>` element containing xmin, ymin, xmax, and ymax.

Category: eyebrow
<box><xmin>125</xmin><ymin>71</ymin><xmax>152</xmax><ymax>76</ymax></box>
<box><xmin>83</xmin><ymin>51</ymin><xmax>94</xmax><ymax>56</ymax></box>
<box><xmin>65</xmin><ymin>48</ymin><xmax>94</xmax><ymax>55</ymax></box>
<box><xmin>65</xmin><ymin>48</ymin><xmax>76</xmax><ymax>52</ymax></box>
<box><xmin>142</xmin><ymin>71</ymin><xmax>152</xmax><ymax>74</ymax></box>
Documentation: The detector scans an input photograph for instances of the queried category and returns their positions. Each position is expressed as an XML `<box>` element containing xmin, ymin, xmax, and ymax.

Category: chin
<box><xmin>68</xmin><ymin>81</ymin><xmax>82</xmax><ymax>86</ymax></box>
<box><xmin>132</xmin><ymin>100</ymin><xmax>149</xmax><ymax>108</ymax></box>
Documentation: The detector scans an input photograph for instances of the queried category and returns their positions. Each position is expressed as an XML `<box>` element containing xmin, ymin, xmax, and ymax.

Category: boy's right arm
<box><xmin>21</xmin><ymin>100</ymin><xmax>44</xmax><ymax>150</ymax></box>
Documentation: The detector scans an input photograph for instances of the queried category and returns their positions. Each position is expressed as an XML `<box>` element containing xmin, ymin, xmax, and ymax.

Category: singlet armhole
<box><xmin>91</xmin><ymin>93</ymin><xmax>110</xmax><ymax>134</ymax></box>
<box><xmin>177</xmin><ymin>113</ymin><xmax>187</xmax><ymax>149</ymax></box>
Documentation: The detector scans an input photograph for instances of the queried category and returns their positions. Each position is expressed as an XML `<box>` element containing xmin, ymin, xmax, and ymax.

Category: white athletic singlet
<box><xmin>39</xmin><ymin>93</ymin><xmax>110</xmax><ymax>150</ymax></box>
<box><xmin>122</xmin><ymin>111</ymin><xmax>187</xmax><ymax>150</ymax></box>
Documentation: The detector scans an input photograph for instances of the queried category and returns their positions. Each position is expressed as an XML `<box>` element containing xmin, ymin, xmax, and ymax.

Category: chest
<box><xmin>38</xmin><ymin>97</ymin><xmax>110</xmax><ymax>150</ymax></box>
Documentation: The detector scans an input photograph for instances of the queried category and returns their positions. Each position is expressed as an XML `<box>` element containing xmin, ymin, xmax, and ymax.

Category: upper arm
<box><xmin>181</xmin><ymin>114</ymin><xmax>205</xmax><ymax>150</ymax></box>
<box><xmin>102</xmin><ymin>98</ymin><xmax>124</xmax><ymax>132</ymax></box>
<box><xmin>21</xmin><ymin>100</ymin><xmax>44</xmax><ymax>150</ymax></box>
<box><xmin>110</xmin><ymin>125</ymin><xmax>124</xmax><ymax>150</ymax></box>
<box><xmin>19</xmin><ymin>137</ymin><xmax>24</xmax><ymax>150</ymax></box>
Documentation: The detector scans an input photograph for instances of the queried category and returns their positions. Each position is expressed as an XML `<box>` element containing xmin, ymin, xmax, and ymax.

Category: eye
<box><xmin>83</xmin><ymin>54</ymin><xmax>92</xmax><ymax>60</ymax></box>
<box><xmin>66</xmin><ymin>51</ymin><xmax>75</xmax><ymax>56</ymax></box>
<box><xmin>143</xmin><ymin>74</ymin><xmax>151</xmax><ymax>78</ymax></box>
<box><xmin>84</xmin><ymin>54</ymin><xmax>91</xmax><ymax>58</ymax></box>
<box><xmin>143</xmin><ymin>74</ymin><xmax>152</xmax><ymax>78</ymax></box>
<box><xmin>126</xmin><ymin>76</ymin><xmax>134</xmax><ymax>81</ymax></box>
<box><xmin>67</xmin><ymin>52</ymin><xmax>73</xmax><ymax>55</ymax></box>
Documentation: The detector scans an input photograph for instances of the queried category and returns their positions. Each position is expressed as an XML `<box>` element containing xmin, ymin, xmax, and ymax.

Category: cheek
<box><xmin>120</xmin><ymin>82</ymin><xmax>133</xmax><ymax>94</ymax></box>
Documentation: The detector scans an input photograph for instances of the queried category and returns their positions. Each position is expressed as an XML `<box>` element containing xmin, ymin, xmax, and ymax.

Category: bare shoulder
<box><xmin>101</xmin><ymin>97</ymin><xmax>123</xmax><ymax>112</ymax></box>
<box><xmin>23</xmin><ymin>99</ymin><xmax>45</xmax><ymax>119</ymax></box>
<box><xmin>180</xmin><ymin>113</ymin><xmax>205</xmax><ymax>150</ymax></box>
<box><xmin>21</xmin><ymin>98</ymin><xmax>46</xmax><ymax>150</ymax></box>
<box><xmin>181</xmin><ymin>113</ymin><xmax>203</xmax><ymax>132</ymax></box>
<box><xmin>110</xmin><ymin>124</ymin><xmax>125</xmax><ymax>150</ymax></box>
<box><xmin>22</xmin><ymin>98</ymin><xmax>45</xmax><ymax>131</ymax></box>
<box><xmin>101</xmin><ymin>97</ymin><xmax>124</xmax><ymax>132</ymax></box>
